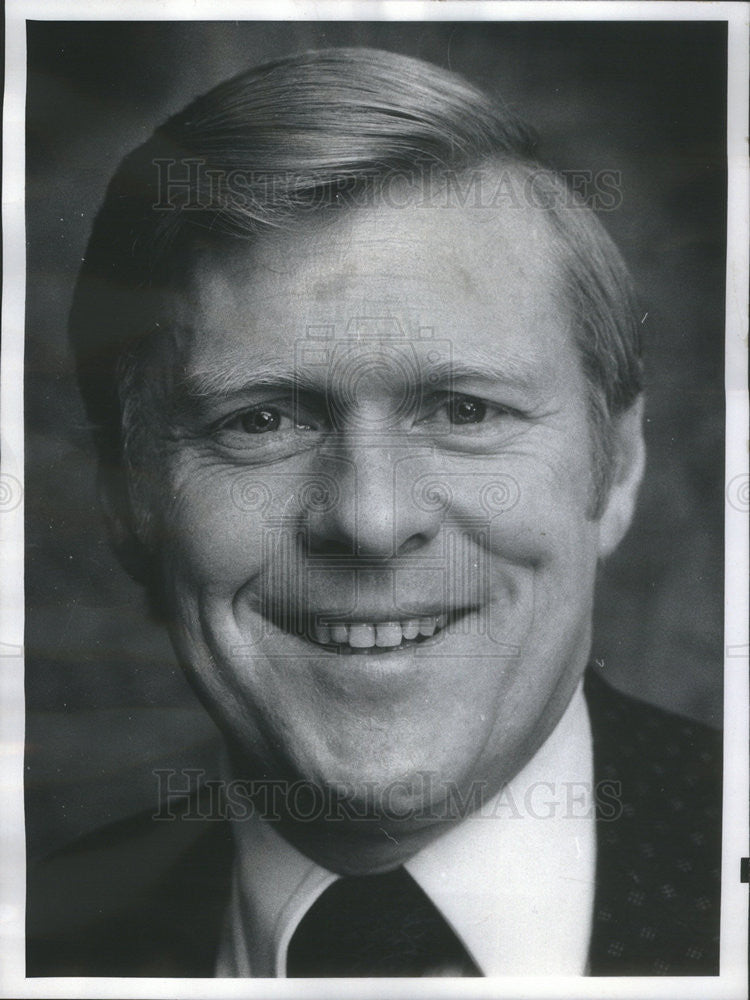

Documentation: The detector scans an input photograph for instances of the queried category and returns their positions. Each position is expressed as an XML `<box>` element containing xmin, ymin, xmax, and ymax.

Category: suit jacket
<box><xmin>26</xmin><ymin>668</ymin><xmax>722</xmax><ymax>977</ymax></box>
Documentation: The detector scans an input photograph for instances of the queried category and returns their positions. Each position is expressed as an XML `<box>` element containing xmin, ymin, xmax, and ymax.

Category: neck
<box><xmin>273</xmin><ymin>812</ymin><xmax>457</xmax><ymax>876</ymax></box>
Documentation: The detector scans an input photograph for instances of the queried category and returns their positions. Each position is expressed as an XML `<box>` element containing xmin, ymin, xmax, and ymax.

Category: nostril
<box><xmin>396</xmin><ymin>532</ymin><xmax>433</xmax><ymax>557</ymax></box>
<box><xmin>306</xmin><ymin>537</ymin><xmax>356</xmax><ymax>557</ymax></box>
<box><xmin>306</xmin><ymin>532</ymin><xmax>434</xmax><ymax>559</ymax></box>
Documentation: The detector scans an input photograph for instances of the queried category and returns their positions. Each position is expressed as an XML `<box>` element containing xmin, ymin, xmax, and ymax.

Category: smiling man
<box><xmin>27</xmin><ymin>47</ymin><xmax>721</xmax><ymax>978</ymax></box>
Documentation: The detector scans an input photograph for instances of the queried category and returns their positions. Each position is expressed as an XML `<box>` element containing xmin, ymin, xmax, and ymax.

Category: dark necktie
<box><xmin>286</xmin><ymin>866</ymin><xmax>481</xmax><ymax>977</ymax></box>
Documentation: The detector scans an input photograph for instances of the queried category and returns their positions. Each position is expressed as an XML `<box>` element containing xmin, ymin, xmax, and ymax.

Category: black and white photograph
<box><xmin>1</xmin><ymin>1</ymin><xmax>748</xmax><ymax>996</ymax></box>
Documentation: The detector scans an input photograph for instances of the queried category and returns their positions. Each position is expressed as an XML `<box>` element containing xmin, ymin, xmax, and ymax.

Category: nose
<box><xmin>306</xmin><ymin>438</ymin><xmax>441</xmax><ymax>559</ymax></box>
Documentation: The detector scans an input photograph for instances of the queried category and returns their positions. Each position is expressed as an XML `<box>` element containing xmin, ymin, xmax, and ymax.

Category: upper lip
<box><xmin>259</xmin><ymin>604</ymin><xmax>474</xmax><ymax>631</ymax></box>
<box><xmin>310</xmin><ymin>608</ymin><xmax>449</xmax><ymax>624</ymax></box>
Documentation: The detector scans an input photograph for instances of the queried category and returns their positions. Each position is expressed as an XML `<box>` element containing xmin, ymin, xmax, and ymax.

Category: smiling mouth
<box><xmin>305</xmin><ymin>613</ymin><xmax>457</xmax><ymax>654</ymax></box>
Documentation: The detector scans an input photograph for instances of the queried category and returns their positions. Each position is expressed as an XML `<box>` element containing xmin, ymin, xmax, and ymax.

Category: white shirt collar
<box><xmin>215</xmin><ymin>682</ymin><xmax>595</xmax><ymax>977</ymax></box>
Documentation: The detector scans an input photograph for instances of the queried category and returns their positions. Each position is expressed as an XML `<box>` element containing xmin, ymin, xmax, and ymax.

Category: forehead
<box><xmin>165</xmin><ymin>195</ymin><xmax>575</xmax><ymax>385</ymax></box>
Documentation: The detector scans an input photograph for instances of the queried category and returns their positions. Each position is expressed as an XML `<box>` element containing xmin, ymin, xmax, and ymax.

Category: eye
<box><xmin>415</xmin><ymin>392</ymin><xmax>517</xmax><ymax>433</ymax></box>
<box><xmin>219</xmin><ymin>405</ymin><xmax>316</xmax><ymax>435</ymax></box>
<box><xmin>236</xmin><ymin>407</ymin><xmax>281</xmax><ymax>433</ymax></box>
<box><xmin>449</xmin><ymin>395</ymin><xmax>487</xmax><ymax>425</ymax></box>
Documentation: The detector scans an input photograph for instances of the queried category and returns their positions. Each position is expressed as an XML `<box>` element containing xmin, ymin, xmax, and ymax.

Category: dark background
<box><xmin>24</xmin><ymin>20</ymin><xmax>727</xmax><ymax>858</ymax></box>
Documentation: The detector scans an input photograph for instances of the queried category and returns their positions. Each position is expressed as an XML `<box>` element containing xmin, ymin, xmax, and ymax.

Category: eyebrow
<box><xmin>178</xmin><ymin>352</ymin><xmax>538</xmax><ymax>405</ymax></box>
<box><xmin>418</xmin><ymin>359</ymin><xmax>536</xmax><ymax>392</ymax></box>
<box><xmin>178</xmin><ymin>363</ymin><xmax>325</xmax><ymax>402</ymax></box>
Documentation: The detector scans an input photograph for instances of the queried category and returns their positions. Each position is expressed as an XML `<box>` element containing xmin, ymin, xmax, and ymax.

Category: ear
<box><xmin>97</xmin><ymin>463</ymin><xmax>151</xmax><ymax>583</ymax></box>
<box><xmin>596</xmin><ymin>395</ymin><xmax>646</xmax><ymax>558</ymax></box>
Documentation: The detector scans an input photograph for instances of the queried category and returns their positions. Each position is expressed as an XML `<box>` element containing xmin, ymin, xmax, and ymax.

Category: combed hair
<box><xmin>70</xmin><ymin>46</ymin><xmax>642</xmax><ymax>521</ymax></box>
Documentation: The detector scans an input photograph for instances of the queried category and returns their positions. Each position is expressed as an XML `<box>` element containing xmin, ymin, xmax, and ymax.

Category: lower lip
<box><xmin>244</xmin><ymin>608</ymin><xmax>486</xmax><ymax>683</ymax></box>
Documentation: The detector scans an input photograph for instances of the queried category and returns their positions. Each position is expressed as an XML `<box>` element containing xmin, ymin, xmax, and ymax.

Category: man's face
<box><xmin>136</xmin><ymin>193</ymin><xmax>628</xmax><ymax>867</ymax></box>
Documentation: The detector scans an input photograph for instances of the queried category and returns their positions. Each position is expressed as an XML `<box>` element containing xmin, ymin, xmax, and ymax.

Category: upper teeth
<box><xmin>311</xmin><ymin>616</ymin><xmax>446</xmax><ymax>649</ymax></box>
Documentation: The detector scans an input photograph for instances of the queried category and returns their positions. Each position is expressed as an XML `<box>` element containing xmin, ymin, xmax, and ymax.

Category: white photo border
<box><xmin>2</xmin><ymin>2</ymin><xmax>748</xmax><ymax>998</ymax></box>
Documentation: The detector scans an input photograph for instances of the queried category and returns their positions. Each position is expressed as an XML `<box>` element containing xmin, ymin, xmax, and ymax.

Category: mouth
<box><xmin>304</xmin><ymin>612</ymin><xmax>458</xmax><ymax>655</ymax></box>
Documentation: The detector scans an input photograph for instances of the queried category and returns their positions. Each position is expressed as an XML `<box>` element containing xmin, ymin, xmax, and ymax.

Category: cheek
<box><xmin>159</xmin><ymin>462</ymin><xmax>269</xmax><ymax>588</ymax></box>
<box><xmin>468</xmin><ymin>448</ymin><xmax>596</xmax><ymax>566</ymax></box>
